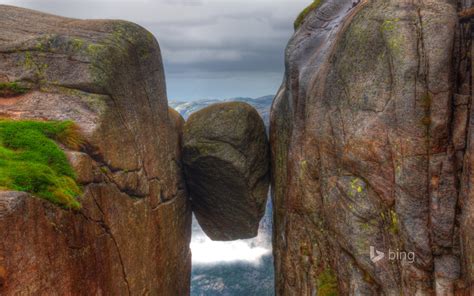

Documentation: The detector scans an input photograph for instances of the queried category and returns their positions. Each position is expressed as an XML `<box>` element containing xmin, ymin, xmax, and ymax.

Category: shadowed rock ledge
<box><xmin>0</xmin><ymin>5</ymin><xmax>191</xmax><ymax>295</ymax></box>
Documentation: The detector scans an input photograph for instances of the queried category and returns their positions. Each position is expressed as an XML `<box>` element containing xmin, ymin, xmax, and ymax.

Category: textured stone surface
<box><xmin>0</xmin><ymin>191</ymin><xmax>27</xmax><ymax>218</ymax></box>
<box><xmin>271</xmin><ymin>0</ymin><xmax>470</xmax><ymax>295</ymax></box>
<box><xmin>183</xmin><ymin>102</ymin><xmax>270</xmax><ymax>241</ymax></box>
<box><xmin>0</xmin><ymin>5</ymin><xmax>191</xmax><ymax>295</ymax></box>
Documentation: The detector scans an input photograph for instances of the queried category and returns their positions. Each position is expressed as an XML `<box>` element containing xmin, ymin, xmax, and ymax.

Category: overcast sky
<box><xmin>1</xmin><ymin>0</ymin><xmax>309</xmax><ymax>101</ymax></box>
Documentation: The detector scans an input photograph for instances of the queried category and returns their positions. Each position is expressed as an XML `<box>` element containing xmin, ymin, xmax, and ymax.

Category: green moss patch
<box><xmin>0</xmin><ymin>119</ymin><xmax>83</xmax><ymax>209</ymax></box>
<box><xmin>316</xmin><ymin>268</ymin><xmax>338</xmax><ymax>296</ymax></box>
<box><xmin>0</xmin><ymin>82</ymin><xmax>28</xmax><ymax>97</ymax></box>
<box><xmin>294</xmin><ymin>0</ymin><xmax>322</xmax><ymax>30</ymax></box>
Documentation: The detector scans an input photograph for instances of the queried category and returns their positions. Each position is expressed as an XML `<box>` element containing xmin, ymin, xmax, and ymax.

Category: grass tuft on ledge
<box><xmin>0</xmin><ymin>82</ymin><xmax>28</xmax><ymax>97</ymax></box>
<box><xmin>0</xmin><ymin>119</ymin><xmax>83</xmax><ymax>209</ymax></box>
<box><xmin>294</xmin><ymin>0</ymin><xmax>322</xmax><ymax>30</ymax></box>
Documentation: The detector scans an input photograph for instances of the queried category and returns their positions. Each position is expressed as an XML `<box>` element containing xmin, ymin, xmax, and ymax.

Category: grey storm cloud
<box><xmin>0</xmin><ymin>0</ymin><xmax>310</xmax><ymax>100</ymax></box>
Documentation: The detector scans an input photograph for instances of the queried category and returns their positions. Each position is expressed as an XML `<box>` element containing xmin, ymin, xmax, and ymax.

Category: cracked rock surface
<box><xmin>271</xmin><ymin>0</ymin><xmax>472</xmax><ymax>295</ymax></box>
<box><xmin>0</xmin><ymin>5</ymin><xmax>191</xmax><ymax>295</ymax></box>
<box><xmin>183</xmin><ymin>102</ymin><xmax>270</xmax><ymax>241</ymax></box>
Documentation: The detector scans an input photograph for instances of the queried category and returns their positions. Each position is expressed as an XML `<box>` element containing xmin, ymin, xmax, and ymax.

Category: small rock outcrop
<box><xmin>271</xmin><ymin>0</ymin><xmax>471</xmax><ymax>295</ymax></box>
<box><xmin>0</xmin><ymin>5</ymin><xmax>191</xmax><ymax>295</ymax></box>
<box><xmin>183</xmin><ymin>102</ymin><xmax>270</xmax><ymax>241</ymax></box>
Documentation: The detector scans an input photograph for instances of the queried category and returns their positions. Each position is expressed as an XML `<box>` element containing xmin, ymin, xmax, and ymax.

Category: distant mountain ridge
<box><xmin>169</xmin><ymin>95</ymin><xmax>273</xmax><ymax>127</ymax></box>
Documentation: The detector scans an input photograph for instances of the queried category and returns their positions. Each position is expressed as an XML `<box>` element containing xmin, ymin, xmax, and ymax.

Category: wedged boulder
<box><xmin>183</xmin><ymin>102</ymin><xmax>270</xmax><ymax>241</ymax></box>
<box><xmin>271</xmin><ymin>0</ymin><xmax>468</xmax><ymax>295</ymax></box>
<box><xmin>0</xmin><ymin>5</ymin><xmax>191</xmax><ymax>295</ymax></box>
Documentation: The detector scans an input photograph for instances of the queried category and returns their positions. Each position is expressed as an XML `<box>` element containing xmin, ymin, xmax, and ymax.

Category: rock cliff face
<box><xmin>0</xmin><ymin>5</ymin><xmax>191</xmax><ymax>295</ymax></box>
<box><xmin>183</xmin><ymin>102</ymin><xmax>270</xmax><ymax>241</ymax></box>
<box><xmin>271</xmin><ymin>0</ymin><xmax>472</xmax><ymax>295</ymax></box>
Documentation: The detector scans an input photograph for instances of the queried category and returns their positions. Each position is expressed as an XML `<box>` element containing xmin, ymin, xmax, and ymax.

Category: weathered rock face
<box><xmin>0</xmin><ymin>5</ymin><xmax>191</xmax><ymax>295</ymax></box>
<box><xmin>271</xmin><ymin>0</ymin><xmax>473</xmax><ymax>295</ymax></box>
<box><xmin>183</xmin><ymin>102</ymin><xmax>270</xmax><ymax>241</ymax></box>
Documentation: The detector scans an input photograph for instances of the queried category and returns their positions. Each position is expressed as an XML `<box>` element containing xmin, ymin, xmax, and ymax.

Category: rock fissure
<box><xmin>90</xmin><ymin>191</ymin><xmax>132</xmax><ymax>295</ymax></box>
<box><xmin>108</xmin><ymin>94</ymin><xmax>145</xmax><ymax>165</ymax></box>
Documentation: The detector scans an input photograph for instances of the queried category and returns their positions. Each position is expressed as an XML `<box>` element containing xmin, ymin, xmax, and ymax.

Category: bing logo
<box><xmin>370</xmin><ymin>246</ymin><xmax>415</xmax><ymax>264</ymax></box>
<box><xmin>370</xmin><ymin>246</ymin><xmax>385</xmax><ymax>263</ymax></box>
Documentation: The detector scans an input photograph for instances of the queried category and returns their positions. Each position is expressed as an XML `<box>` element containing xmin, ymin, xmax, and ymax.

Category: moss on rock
<box><xmin>0</xmin><ymin>82</ymin><xmax>28</xmax><ymax>97</ymax></box>
<box><xmin>0</xmin><ymin>119</ymin><xmax>83</xmax><ymax>209</ymax></box>
<box><xmin>294</xmin><ymin>0</ymin><xmax>322</xmax><ymax>30</ymax></box>
<box><xmin>316</xmin><ymin>268</ymin><xmax>338</xmax><ymax>296</ymax></box>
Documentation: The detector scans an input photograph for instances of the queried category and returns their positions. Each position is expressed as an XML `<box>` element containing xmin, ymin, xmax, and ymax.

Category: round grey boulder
<box><xmin>183</xmin><ymin>102</ymin><xmax>270</xmax><ymax>241</ymax></box>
